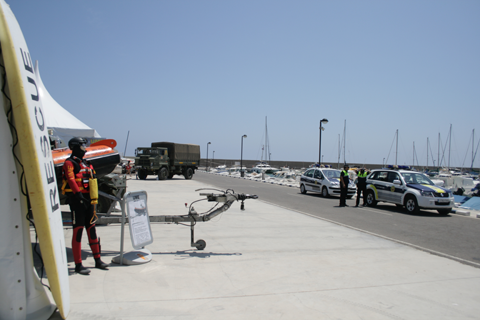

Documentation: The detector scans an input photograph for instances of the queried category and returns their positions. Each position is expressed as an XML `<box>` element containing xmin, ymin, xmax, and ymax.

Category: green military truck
<box><xmin>135</xmin><ymin>142</ymin><xmax>200</xmax><ymax>180</ymax></box>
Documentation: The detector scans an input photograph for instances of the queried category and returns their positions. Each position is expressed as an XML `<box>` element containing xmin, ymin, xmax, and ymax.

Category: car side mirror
<box><xmin>393</xmin><ymin>179</ymin><xmax>401</xmax><ymax>185</ymax></box>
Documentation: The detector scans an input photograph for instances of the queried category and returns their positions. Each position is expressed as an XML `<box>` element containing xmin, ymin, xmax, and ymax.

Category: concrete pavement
<box><xmin>47</xmin><ymin>177</ymin><xmax>480</xmax><ymax>319</ymax></box>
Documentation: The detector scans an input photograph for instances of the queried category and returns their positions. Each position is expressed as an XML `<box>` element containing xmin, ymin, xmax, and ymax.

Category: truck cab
<box><xmin>135</xmin><ymin>147</ymin><xmax>170</xmax><ymax>180</ymax></box>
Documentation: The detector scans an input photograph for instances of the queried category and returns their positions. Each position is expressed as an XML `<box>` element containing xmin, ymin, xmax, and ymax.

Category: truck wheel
<box><xmin>184</xmin><ymin>168</ymin><xmax>193</xmax><ymax>180</ymax></box>
<box><xmin>138</xmin><ymin>169</ymin><xmax>147</xmax><ymax>180</ymax></box>
<box><xmin>404</xmin><ymin>195</ymin><xmax>419</xmax><ymax>214</ymax></box>
<box><xmin>158</xmin><ymin>167</ymin><xmax>168</xmax><ymax>180</ymax></box>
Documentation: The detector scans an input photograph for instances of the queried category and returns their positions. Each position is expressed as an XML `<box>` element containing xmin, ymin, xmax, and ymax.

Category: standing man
<box><xmin>62</xmin><ymin>137</ymin><xmax>109</xmax><ymax>275</ymax></box>
<box><xmin>339</xmin><ymin>164</ymin><xmax>350</xmax><ymax>207</ymax></box>
<box><xmin>355</xmin><ymin>168</ymin><xmax>368</xmax><ymax>207</ymax></box>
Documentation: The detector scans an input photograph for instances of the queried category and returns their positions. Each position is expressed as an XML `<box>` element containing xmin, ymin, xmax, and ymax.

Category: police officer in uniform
<box><xmin>355</xmin><ymin>168</ymin><xmax>368</xmax><ymax>207</ymax></box>
<box><xmin>62</xmin><ymin>137</ymin><xmax>109</xmax><ymax>275</ymax></box>
<box><xmin>339</xmin><ymin>164</ymin><xmax>350</xmax><ymax>207</ymax></box>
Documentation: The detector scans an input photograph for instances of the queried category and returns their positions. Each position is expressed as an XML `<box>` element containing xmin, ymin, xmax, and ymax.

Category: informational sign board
<box><xmin>125</xmin><ymin>191</ymin><xmax>153</xmax><ymax>249</ymax></box>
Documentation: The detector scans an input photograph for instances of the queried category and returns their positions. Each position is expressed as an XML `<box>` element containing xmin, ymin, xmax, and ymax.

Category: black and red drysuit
<box><xmin>62</xmin><ymin>155</ymin><xmax>101</xmax><ymax>265</ymax></box>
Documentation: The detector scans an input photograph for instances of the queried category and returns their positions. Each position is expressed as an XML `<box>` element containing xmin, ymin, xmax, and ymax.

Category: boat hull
<box><xmin>52</xmin><ymin>145</ymin><xmax>121</xmax><ymax>199</ymax></box>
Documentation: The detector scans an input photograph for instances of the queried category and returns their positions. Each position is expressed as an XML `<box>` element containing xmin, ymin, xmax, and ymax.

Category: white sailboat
<box><xmin>252</xmin><ymin>117</ymin><xmax>280</xmax><ymax>174</ymax></box>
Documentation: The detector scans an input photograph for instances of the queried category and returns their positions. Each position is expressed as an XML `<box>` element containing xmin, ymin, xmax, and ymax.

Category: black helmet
<box><xmin>68</xmin><ymin>137</ymin><xmax>87</xmax><ymax>150</ymax></box>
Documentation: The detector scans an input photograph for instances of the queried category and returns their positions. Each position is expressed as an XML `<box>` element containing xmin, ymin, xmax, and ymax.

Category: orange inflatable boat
<box><xmin>52</xmin><ymin>139</ymin><xmax>121</xmax><ymax>187</ymax></box>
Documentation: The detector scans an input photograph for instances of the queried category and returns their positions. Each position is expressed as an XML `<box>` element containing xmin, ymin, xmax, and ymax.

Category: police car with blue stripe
<box><xmin>365</xmin><ymin>166</ymin><xmax>454</xmax><ymax>215</ymax></box>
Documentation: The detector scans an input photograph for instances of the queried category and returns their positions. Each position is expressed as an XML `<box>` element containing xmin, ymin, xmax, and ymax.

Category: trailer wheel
<box><xmin>184</xmin><ymin>168</ymin><xmax>193</xmax><ymax>180</ymax></box>
<box><xmin>194</xmin><ymin>239</ymin><xmax>206</xmax><ymax>250</ymax></box>
<box><xmin>158</xmin><ymin>167</ymin><xmax>168</xmax><ymax>180</ymax></box>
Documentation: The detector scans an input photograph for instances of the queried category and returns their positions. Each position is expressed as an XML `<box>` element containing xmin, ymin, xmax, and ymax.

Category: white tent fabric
<box><xmin>35</xmin><ymin>61</ymin><xmax>101</xmax><ymax>147</ymax></box>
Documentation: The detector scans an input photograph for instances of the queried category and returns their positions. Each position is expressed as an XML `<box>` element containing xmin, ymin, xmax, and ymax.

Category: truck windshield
<box><xmin>137</xmin><ymin>149</ymin><xmax>164</xmax><ymax>155</ymax></box>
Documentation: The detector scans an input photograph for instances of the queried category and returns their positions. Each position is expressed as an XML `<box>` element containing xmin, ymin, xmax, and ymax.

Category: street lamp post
<box><xmin>241</xmin><ymin>135</ymin><xmax>247</xmax><ymax>177</ymax></box>
<box><xmin>319</xmin><ymin>118</ymin><xmax>328</xmax><ymax>165</ymax></box>
<box><xmin>213</xmin><ymin>151</ymin><xmax>215</xmax><ymax>168</ymax></box>
<box><xmin>206</xmin><ymin>142</ymin><xmax>211</xmax><ymax>171</ymax></box>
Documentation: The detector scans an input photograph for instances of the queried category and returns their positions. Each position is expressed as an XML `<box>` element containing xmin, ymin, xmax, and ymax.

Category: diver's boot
<box><xmin>75</xmin><ymin>263</ymin><xmax>90</xmax><ymax>275</ymax></box>
<box><xmin>95</xmin><ymin>258</ymin><xmax>109</xmax><ymax>270</ymax></box>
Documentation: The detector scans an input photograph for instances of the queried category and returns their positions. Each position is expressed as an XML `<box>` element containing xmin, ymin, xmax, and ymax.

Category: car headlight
<box><xmin>421</xmin><ymin>190</ymin><xmax>435</xmax><ymax>197</ymax></box>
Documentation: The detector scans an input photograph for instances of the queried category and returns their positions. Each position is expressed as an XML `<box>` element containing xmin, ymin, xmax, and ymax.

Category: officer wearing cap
<box><xmin>339</xmin><ymin>164</ymin><xmax>350</xmax><ymax>207</ymax></box>
<box><xmin>62</xmin><ymin>137</ymin><xmax>109</xmax><ymax>275</ymax></box>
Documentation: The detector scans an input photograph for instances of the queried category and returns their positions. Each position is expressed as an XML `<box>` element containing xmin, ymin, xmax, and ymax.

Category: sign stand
<box><xmin>99</xmin><ymin>191</ymin><xmax>153</xmax><ymax>265</ymax></box>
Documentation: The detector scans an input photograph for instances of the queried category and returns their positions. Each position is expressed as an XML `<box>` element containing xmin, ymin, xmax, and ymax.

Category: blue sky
<box><xmin>7</xmin><ymin>0</ymin><xmax>480</xmax><ymax>168</ymax></box>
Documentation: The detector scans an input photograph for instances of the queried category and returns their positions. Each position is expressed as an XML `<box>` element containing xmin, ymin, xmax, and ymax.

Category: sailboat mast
<box><xmin>448</xmin><ymin>124</ymin><xmax>452</xmax><ymax>169</ymax></box>
<box><xmin>267</xmin><ymin>117</ymin><xmax>270</xmax><ymax>162</ymax></box>
<box><xmin>337</xmin><ymin>134</ymin><xmax>340</xmax><ymax>169</ymax></box>
<box><xmin>123</xmin><ymin>130</ymin><xmax>130</xmax><ymax>157</ymax></box>
<box><xmin>471</xmin><ymin>129</ymin><xmax>475</xmax><ymax>170</ymax></box>
<box><xmin>427</xmin><ymin>137</ymin><xmax>429</xmax><ymax>168</ymax></box>
<box><xmin>413</xmin><ymin>142</ymin><xmax>415</xmax><ymax>167</ymax></box>
<box><xmin>438</xmin><ymin>133</ymin><xmax>440</xmax><ymax>168</ymax></box>
<box><xmin>343</xmin><ymin>120</ymin><xmax>346</xmax><ymax>164</ymax></box>
<box><xmin>395</xmin><ymin>129</ymin><xmax>398</xmax><ymax>166</ymax></box>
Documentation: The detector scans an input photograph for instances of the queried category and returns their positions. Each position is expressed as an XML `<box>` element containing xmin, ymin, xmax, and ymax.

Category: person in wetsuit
<box><xmin>62</xmin><ymin>137</ymin><xmax>109</xmax><ymax>275</ymax></box>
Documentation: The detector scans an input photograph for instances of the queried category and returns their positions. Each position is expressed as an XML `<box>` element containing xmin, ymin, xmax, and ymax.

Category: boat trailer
<box><xmin>97</xmin><ymin>188</ymin><xmax>258</xmax><ymax>250</ymax></box>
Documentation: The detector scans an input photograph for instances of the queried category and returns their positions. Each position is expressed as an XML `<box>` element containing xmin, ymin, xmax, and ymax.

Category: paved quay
<box><xmin>48</xmin><ymin>177</ymin><xmax>480</xmax><ymax>319</ymax></box>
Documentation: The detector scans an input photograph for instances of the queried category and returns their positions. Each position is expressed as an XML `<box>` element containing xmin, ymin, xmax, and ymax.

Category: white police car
<box><xmin>365</xmin><ymin>166</ymin><xmax>454</xmax><ymax>215</ymax></box>
<box><xmin>299</xmin><ymin>167</ymin><xmax>356</xmax><ymax>198</ymax></box>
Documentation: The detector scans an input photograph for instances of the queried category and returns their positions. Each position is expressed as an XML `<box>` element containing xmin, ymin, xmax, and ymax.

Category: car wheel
<box><xmin>138</xmin><ymin>169</ymin><xmax>147</xmax><ymax>180</ymax></box>
<box><xmin>184</xmin><ymin>168</ymin><xmax>193</xmax><ymax>180</ymax></box>
<box><xmin>404</xmin><ymin>195</ymin><xmax>419</xmax><ymax>214</ymax></box>
<box><xmin>158</xmin><ymin>167</ymin><xmax>168</xmax><ymax>180</ymax></box>
<box><xmin>322</xmin><ymin>187</ymin><xmax>329</xmax><ymax>197</ymax></box>
<box><xmin>300</xmin><ymin>184</ymin><xmax>307</xmax><ymax>194</ymax></box>
<box><xmin>366</xmin><ymin>190</ymin><xmax>377</xmax><ymax>207</ymax></box>
<box><xmin>437</xmin><ymin>208</ymin><xmax>451</xmax><ymax>216</ymax></box>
